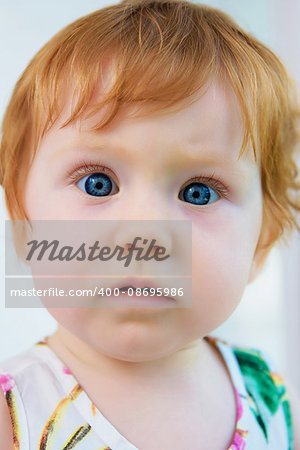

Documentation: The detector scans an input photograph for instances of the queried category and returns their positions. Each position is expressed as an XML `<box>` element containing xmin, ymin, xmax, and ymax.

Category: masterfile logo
<box><xmin>25</xmin><ymin>236</ymin><xmax>170</xmax><ymax>267</ymax></box>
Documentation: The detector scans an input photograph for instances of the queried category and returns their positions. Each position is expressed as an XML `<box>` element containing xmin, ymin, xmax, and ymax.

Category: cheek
<box><xmin>190</xmin><ymin>209</ymin><xmax>261</xmax><ymax>331</ymax></box>
<box><xmin>24</xmin><ymin>166</ymin><xmax>70</xmax><ymax>219</ymax></box>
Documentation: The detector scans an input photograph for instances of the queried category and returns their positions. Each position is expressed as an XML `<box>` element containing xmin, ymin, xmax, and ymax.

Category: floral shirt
<box><xmin>0</xmin><ymin>335</ymin><xmax>293</xmax><ymax>449</ymax></box>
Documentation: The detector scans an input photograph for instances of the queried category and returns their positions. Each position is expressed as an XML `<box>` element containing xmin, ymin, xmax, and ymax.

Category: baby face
<box><xmin>23</xmin><ymin>81</ymin><xmax>264</xmax><ymax>361</ymax></box>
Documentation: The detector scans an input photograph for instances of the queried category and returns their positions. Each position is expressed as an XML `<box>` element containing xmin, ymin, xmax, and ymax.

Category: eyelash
<box><xmin>66</xmin><ymin>161</ymin><xmax>114</xmax><ymax>181</ymax></box>
<box><xmin>181</xmin><ymin>174</ymin><xmax>229</xmax><ymax>199</ymax></box>
<box><xmin>66</xmin><ymin>161</ymin><xmax>230</xmax><ymax>200</ymax></box>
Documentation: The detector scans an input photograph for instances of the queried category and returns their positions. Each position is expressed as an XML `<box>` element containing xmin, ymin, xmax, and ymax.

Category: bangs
<box><xmin>31</xmin><ymin>2</ymin><xmax>274</xmax><ymax>160</ymax></box>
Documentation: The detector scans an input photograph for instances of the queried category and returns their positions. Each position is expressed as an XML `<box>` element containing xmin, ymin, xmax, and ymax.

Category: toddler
<box><xmin>0</xmin><ymin>0</ymin><xmax>300</xmax><ymax>448</ymax></box>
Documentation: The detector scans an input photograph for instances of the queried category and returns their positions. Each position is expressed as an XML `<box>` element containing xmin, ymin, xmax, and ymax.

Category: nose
<box><xmin>116</xmin><ymin>219</ymin><xmax>172</xmax><ymax>257</ymax></box>
<box><xmin>113</xmin><ymin>219</ymin><xmax>173</xmax><ymax>276</ymax></box>
<box><xmin>114</xmin><ymin>217</ymin><xmax>191</xmax><ymax>272</ymax></box>
<box><xmin>95</xmin><ymin>177</ymin><xmax>191</xmax><ymax>276</ymax></box>
<box><xmin>119</xmin><ymin>180</ymin><xmax>168</xmax><ymax>221</ymax></box>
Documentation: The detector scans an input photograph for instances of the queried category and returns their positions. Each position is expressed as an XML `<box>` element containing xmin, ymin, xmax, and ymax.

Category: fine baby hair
<box><xmin>1</xmin><ymin>1</ymin><xmax>300</xmax><ymax>449</ymax></box>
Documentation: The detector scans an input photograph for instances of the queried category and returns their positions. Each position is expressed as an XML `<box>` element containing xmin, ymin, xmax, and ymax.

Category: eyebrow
<box><xmin>48</xmin><ymin>135</ymin><xmax>257</xmax><ymax>180</ymax></box>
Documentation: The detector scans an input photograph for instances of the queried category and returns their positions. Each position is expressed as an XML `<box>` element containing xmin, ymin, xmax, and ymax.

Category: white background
<box><xmin>0</xmin><ymin>0</ymin><xmax>300</xmax><ymax>394</ymax></box>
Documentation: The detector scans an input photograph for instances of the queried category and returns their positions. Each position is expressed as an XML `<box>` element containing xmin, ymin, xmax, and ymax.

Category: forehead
<box><xmin>39</xmin><ymin>80</ymin><xmax>258</xmax><ymax>177</ymax></box>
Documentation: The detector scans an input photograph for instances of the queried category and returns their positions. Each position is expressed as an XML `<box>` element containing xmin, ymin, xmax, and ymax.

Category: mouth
<box><xmin>114</xmin><ymin>278</ymin><xmax>171</xmax><ymax>296</ymax></box>
<box><xmin>104</xmin><ymin>277</ymin><xmax>176</xmax><ymax>307</ymax></box>
<box><xmin>118</xmin><ymin>285</ymin><xmax>159</xmax><ymax>295</ymax></box>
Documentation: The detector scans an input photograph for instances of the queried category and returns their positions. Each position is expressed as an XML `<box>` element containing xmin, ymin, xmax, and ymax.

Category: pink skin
<box><xmin>23</xmin><ymin>80</ymin><xmax>267</xmax><ymax>380</ymax></box>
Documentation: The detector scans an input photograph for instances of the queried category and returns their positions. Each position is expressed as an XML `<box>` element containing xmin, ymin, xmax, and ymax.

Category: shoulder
<box><xmin>284</xmin><ymin>378</ymin><xmax>300</xmax><ymax>450</ymax></box>
<box><xmin>0</xmin><ymin>382</ymin><xmax>15</xmax><ymax>450</ymax></box>
<box><xmin>0</xmin><ymin>343</ymin><xmax>49</xmax><ymax>450</ymax></box>
<box><xmin>210</xmin><ymin>336</ymin><xmax>288</xmax><ymax>404</ymax></box>
<box><xmin>208</xmin><ymin>335</ymin><xmax>296</xmax><ymax>448</ymax></box>
<box><xmin>0</xmin><ymin>341</ymin><xmax>47</xmax><ymax>376</ymax></box>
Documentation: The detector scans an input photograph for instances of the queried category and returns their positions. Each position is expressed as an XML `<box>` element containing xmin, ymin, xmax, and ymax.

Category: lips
<box><xmin>112</xmin><ymin>278</ymin><xmax>173</xmax><ymax>299</ymax></box>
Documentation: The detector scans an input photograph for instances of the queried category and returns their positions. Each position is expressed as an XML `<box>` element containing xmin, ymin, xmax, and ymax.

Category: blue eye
<box><xmin>77</xmin><ymin>172</ymin><xmax>117</xmax><ymax>197</ymax></box>
<box><xmin>180</xmin><ymin>182</ymin><xmax>219</xmax><ymax>206</ymax></box>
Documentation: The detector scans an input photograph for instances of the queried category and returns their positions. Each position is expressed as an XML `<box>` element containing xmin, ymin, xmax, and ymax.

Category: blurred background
<box><xmin>0</xmin><ymin>0</ymin><xmax>299</xmax><ymax>394</ymax></box>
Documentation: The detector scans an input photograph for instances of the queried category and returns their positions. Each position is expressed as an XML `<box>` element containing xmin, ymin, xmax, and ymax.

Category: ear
<box><xmin>247</xmin><ymin>216</ymin><xmax>275</xmax><ymax>284</ymax></box>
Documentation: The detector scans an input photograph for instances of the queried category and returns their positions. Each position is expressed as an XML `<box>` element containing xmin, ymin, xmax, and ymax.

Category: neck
<box><xmin>46</xmin><ymin>325</ymin><xmax>211</xmax><ymax>384</ymax></box>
